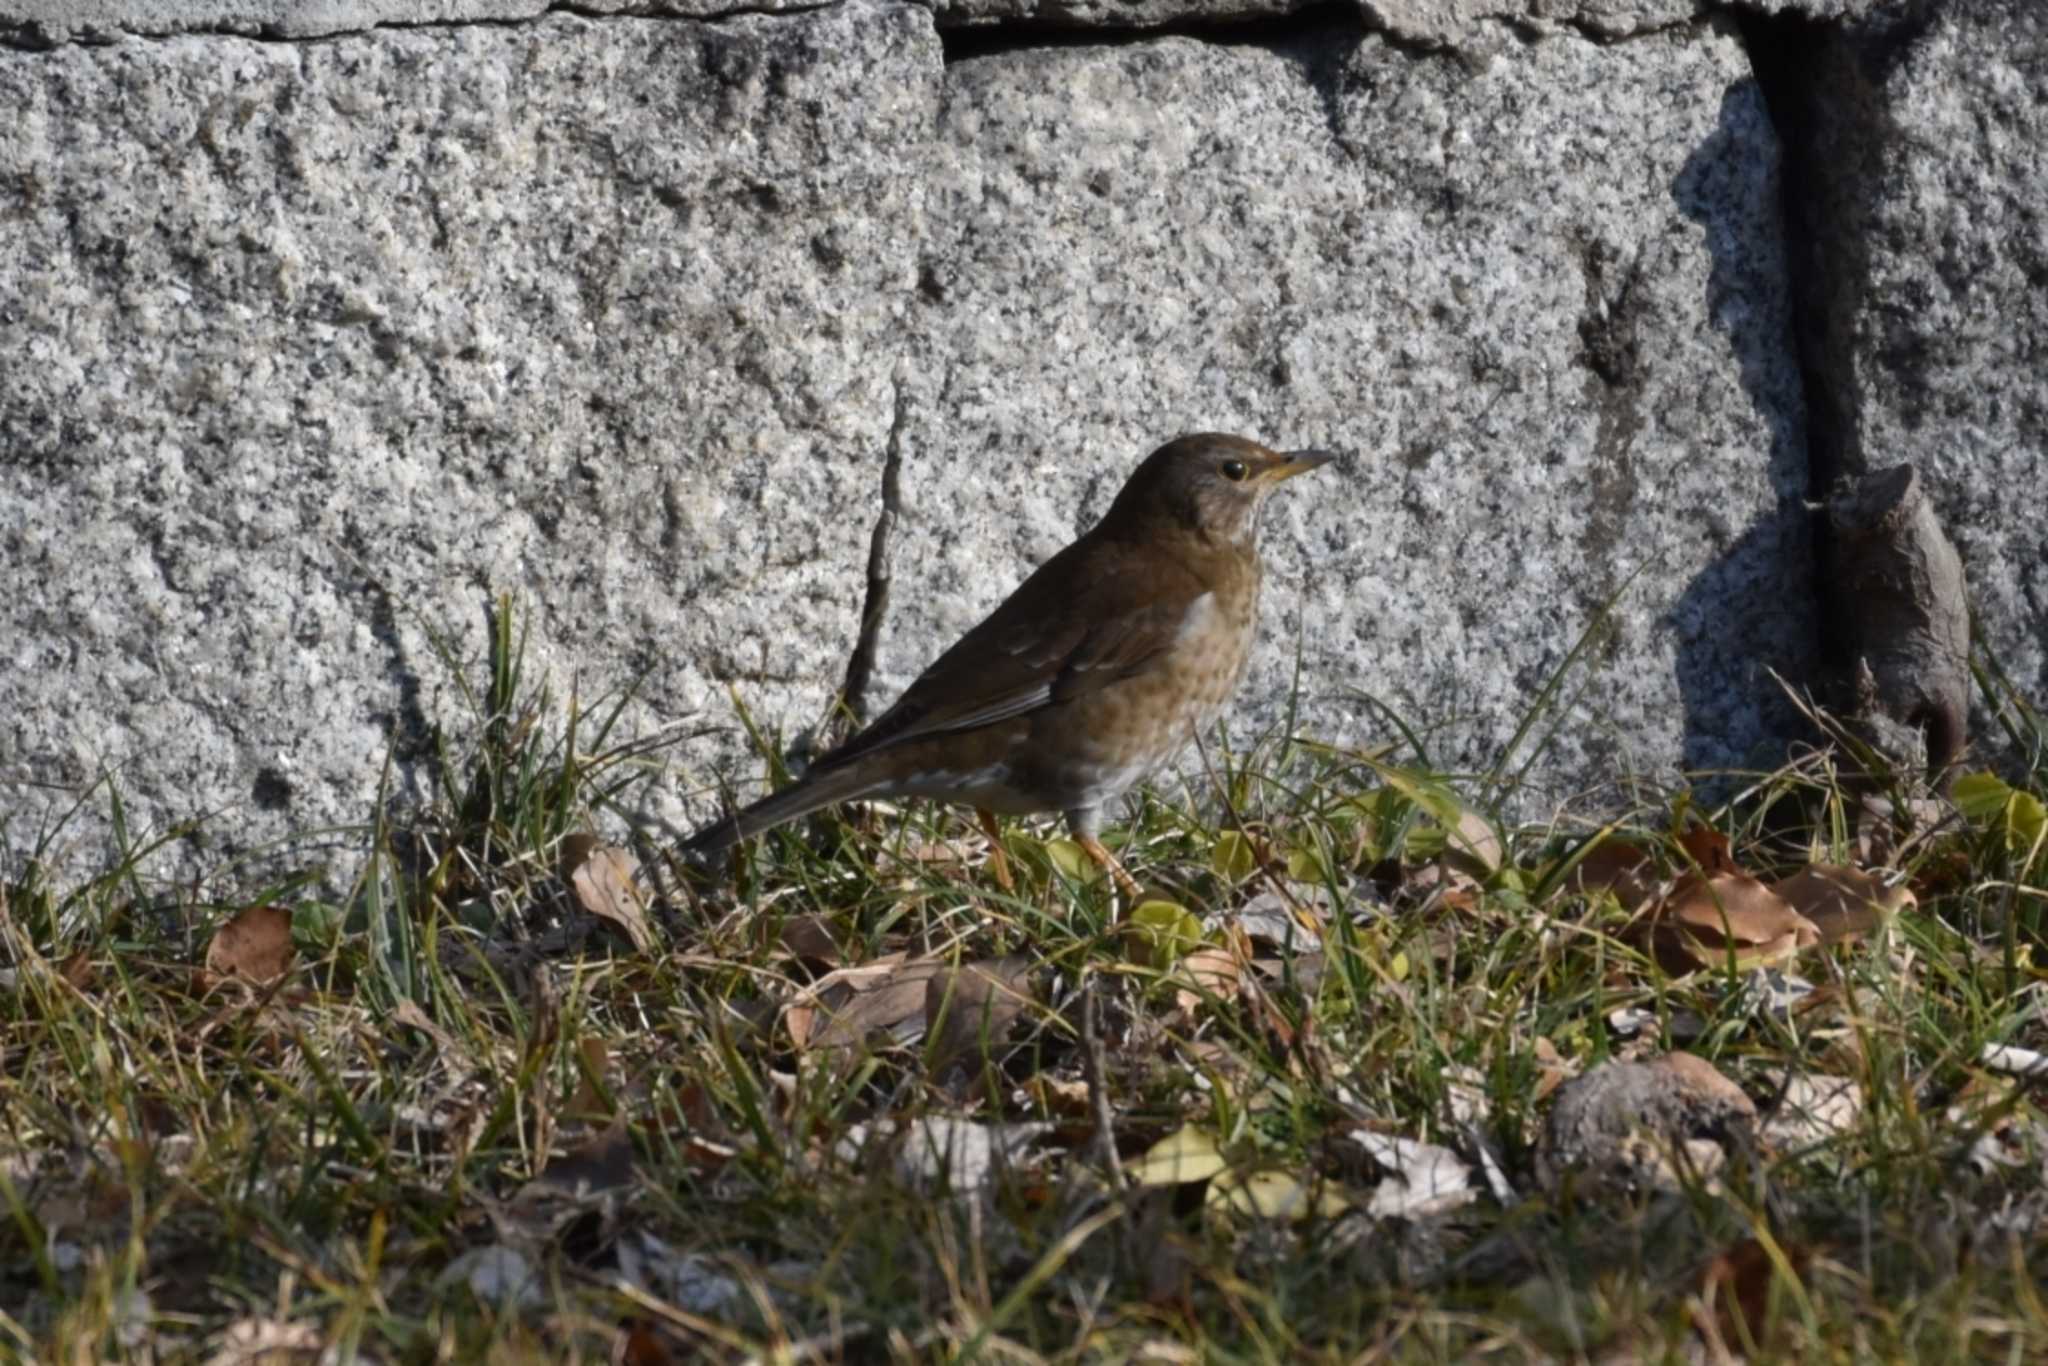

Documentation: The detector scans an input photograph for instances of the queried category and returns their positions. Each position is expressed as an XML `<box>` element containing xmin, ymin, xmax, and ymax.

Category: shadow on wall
<box><xmin>1667</xmin><ymin>80</ymin><xmax>1816</xmax><ymax>776</ymax></box>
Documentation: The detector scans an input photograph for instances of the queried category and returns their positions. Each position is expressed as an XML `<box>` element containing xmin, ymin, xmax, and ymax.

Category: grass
<box><xmin>2</xmin><ymin>607</ymin><xmax>2047</xmax><ymax>1363</ymax></box>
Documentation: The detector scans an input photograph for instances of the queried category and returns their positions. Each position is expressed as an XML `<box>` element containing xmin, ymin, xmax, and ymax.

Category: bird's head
<box><xmin>1104</xmin><ymin>434</ymin><xmax>1336</xmax><ymax>546</ymax></box>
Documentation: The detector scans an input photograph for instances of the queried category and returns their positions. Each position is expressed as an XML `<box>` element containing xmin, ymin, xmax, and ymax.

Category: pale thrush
<box><xmin>683</xmin><ymin>433</ymin><xmax>1334</xmax><ymax>898</ymax></box>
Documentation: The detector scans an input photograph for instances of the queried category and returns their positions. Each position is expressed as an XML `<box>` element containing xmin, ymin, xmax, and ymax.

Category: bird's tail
<box><xmin>681</xmin><ymin>764</ymin><xmax>880</xmax><ymax>859</ymax></box>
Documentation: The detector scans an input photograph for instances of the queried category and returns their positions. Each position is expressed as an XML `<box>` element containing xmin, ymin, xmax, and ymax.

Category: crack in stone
<box><xmin>0</xmin><ymin>0</ymin><xmax>844</xmax><ymax>51</ymax></box>
<box><xmin>836</xmin><ymin>382</ymin><xmax>908</xmax><ymax>729</ymax></box>
<box><xmin>937</xmin><ymin>0</ymin><xmax>1364</xmax><ymax>62</ymax></box>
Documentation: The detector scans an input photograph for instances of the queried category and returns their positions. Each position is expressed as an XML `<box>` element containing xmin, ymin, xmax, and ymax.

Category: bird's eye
<box><xmin>1220</xmin><ymin>460</ymin><xmax>1248</xmax><ymax>482</ymax></box>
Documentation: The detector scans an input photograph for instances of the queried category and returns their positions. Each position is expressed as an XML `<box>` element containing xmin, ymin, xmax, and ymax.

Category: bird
<box><xmin>682</xmin><ymin>433</ymin><xmax>1335</xmax><ymax>903</ymax></box>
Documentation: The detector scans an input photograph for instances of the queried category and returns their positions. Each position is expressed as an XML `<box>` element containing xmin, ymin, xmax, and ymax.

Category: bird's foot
<box><xmin>1077</xmin><ymin>833</ymin><xmax>1142</xmax><ymax>914</ymax></box>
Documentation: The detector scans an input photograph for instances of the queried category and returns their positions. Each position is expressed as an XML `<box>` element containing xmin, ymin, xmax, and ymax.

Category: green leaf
<box><xmin>1285</xmin><ymin>844</ymin><xmax>1331</xmax><ymax>884</ymax></box>
<box><xmin>1953</xmin><ymin>771</ymin><xmax>2013</xmax><ymax>823</ymax></box>
<box><xmin>1125</xmin><ymin>899</ymin><xmax>1206</xmax><ymax>966</ymax></box>
<box><xmin>1954</xmin><ymin>771</ymin><xmax>2048</xmax><ymax>856</ymax></box>
<box><xmin>1211</xmin><ymin>830</ymin><xmax>1257</xmax><ymax>884</ymax></box>
<box><xmin>1042</xmin><ymin>837</ymin><xmax>1091</xmax><ymax>882</ymax></box>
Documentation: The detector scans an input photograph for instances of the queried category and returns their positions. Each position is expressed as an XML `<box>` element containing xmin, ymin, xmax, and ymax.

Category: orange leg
<box><xmin>975</xmin><ymin>807</ymin><xmax>1014</xmax><ymax>892</ymax></box>
<box><xmin>1077</xmin><ymin>833</ymin><xmax>1142</xmax><ymax>907</ymax></box>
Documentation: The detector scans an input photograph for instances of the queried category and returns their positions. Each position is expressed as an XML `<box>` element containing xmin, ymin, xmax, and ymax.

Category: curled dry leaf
<box><xmin>839</xmin><ymin>1115</ymin><xmax>1051</xmax><ymax>1196</ymax></box>
<box><xmin>1695</xmin><ymin>1235</ymin><xmax>1813</xmax><ymax>1361</ymax></box>
<box><xmin>1569</xmin><ymin>838</ymin><xmax>1664</xmax><ymax>914</ymax></box>
<box><xmin>1677</xmin><ymin>824</ymin><xmax>1739</xmax><ymax>876</ymax></box>
<box><xmin>924</xmin><ymin>957</ymin><xmax>1033</xmax><ymax>1078</ymax></box>
<box><xmin>1440</xmin><ymin>807</ymin><xmax>1504</xmax><ymax>885</ymax></box>
<box><xmin>1218</xmin><ymin>887</ymin><xmax>1331</xmax><ymax>949</ymax></box>
<box><xmin>565</xmin><ymin>840</ymin><xmax>655</xmax><ymax>954</ymax></box>
<box><xmin>785</xmin><ymin>953</ymin><xmax>943</xmax><ymax>1051</ymax></box>
<box><xmin>776</xmin><ymin>912</ymin><xmax>844</xmax><ymax>964</ymax></box>
<box><xmin>1769</xmin><ymin>864</ymin><xmax>1913</xmax><ymax>945</ymax></box>
<box><xmin>202</xmin><ymin>905</ymin><xmax>294</xmax><ymax>989</ymax></box>
<box><xmin>1350</xmin><ymin>1131</ymin><xmax>1479</xmax><ymax>1219</ymax></box>
<box><xmin>1647</xmin><ymin>872</ymin><xmax>1819</xmax><ymax>974</ymax></box>
<box><xmin>1170</xmin><ymin>946</ymin><xmax>1244</xmax><ymax>1020</ymax></box>
<box><xmin>1759</xmin><ymin>1070</ymin><xmax>1863</xmax><ymax>1151</ymax></box>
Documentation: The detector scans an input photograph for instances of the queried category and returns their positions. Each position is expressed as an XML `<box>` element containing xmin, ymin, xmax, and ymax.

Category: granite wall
<box><xmin>1</xmin><ymin>0</ymin><xmax>2040</xmax><ymax>883</ymax></box>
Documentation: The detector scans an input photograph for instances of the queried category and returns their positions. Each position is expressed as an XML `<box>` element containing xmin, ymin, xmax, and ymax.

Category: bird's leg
<box><xmin>1077</xmin><ymin>833</ymin><xmax>1142</xmax><ymax>908</ymax></box>
<box><xmin>975</xmin><ymin>807</ymin><xmax>1014</xmax><ymax>891</ymax></box>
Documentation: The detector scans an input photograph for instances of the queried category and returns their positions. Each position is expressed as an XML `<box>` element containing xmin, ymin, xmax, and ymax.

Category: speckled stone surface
<box><xmin>1788</xmin><ymin>0</ymin><xmax>2048</xmax><ymax>744</ymax></box>
<box><xmin>888</xmin><ymin>18</ymin><xmax>1810</xmax><ymax>809</ymax></box>
<box><xmin>0</xmin><ymin>0</ymin><xmax>2040</xmax><ymax>886</ymax></box>
<box><xmin>0</xmin><ymin>2</ymin><xmax>936</xmax><ymax>875</ymax></box>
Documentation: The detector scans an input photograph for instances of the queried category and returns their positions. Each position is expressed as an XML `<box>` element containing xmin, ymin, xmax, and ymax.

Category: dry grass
<box><xmin>3</xmin><ymin>607</ymin><xmax>2046</xmax><ymax>1363</ymax></box>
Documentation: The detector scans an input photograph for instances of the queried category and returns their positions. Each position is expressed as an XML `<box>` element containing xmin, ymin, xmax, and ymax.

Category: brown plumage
<box><xmin>683</xmin><ymin>433</ymin><xmax>1335</xmax><ymax>898</ymax></box>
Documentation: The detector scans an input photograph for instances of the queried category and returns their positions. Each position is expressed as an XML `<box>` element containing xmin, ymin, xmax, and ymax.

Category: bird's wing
<box><xmin>818</xmin><ymin>538</ymin><xmax>1209</xmax><ymax>768</ymax></box>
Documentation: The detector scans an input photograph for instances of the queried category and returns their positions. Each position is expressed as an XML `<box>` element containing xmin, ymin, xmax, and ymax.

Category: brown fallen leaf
<box><xmin>775</xmin><ymin>912</ymin><xmax>844</xmax><ymax>964</ymax></box>
<box><xmin>1677</xmin><ymin>823</ymin><xmax>1739</xmax><ymax>876</ymax></box>
<box><xmin>1569</xmin><ymin>838</ymin><xmax>1665</xmax><ymax>914</ymax></box>
<box><xmin>1170</xmin><ymin>946</ymin><xmax>1244</xmax><ymax>1021</ymax></box>
<box><xmin>1694</xmin><ymin>1235</ymin><xmax>1812</xmax><ymax>1359</ymax></box>
<box><xmin>1440</xmin><ymin>807</ymin><xmax>1504</xmax><ymax>885</ymax></box>
<box><xmin>785</xmin><ymin>953</ymin><xmax>944</xmax><ymax>1051</ymax></box>
<box><xmin>615</xmin><ymin>1319</ymin><xmax>679</xmax><ymax>1366</ymax></box>
<box><xmin>1647</xmin><ymin>871</ymin><xmax>1819</xmax><ymax>974</ymax></box>
<box><xmin>564</xmin><ymin>839</ymin><xmax>655</xmax><ymax>953</ymax></box>
<box><xmin>925</xmin><ymin>958</ymin><xmax>1034</xmax><ymax>1080</ymax></box>
<box><xmin>201</xmin><ymin>905</ymin><xmax>294</xmax><ymax>989</ymax></box>
<box><xmin>564</xmin><ymin>1036</ymin><xmax>614</xmax><ymax>1123</ymax></box>
<box><xmin>1769</xmin><ymin>864</ymin><xmax>1914</xmax><ymax>945</ymax></box>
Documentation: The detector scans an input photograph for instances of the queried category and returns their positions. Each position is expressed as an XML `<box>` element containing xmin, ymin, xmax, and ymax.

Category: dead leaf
<box><xmin>1024</xmin><ymin>1073</ymin><xmax>1092</xmax><ymax>1116</ymax></box>
<box><xmin>614</xmin><ymin>1319</ymin><xmax>678</xmax><ymax>1366</ymax></box>
<box><xmin>1206</xmin><ymin>1168</ymin><xmax>1349</xmax><ymax>1221</ymax></box>
<box><xmin>776</xmin><ymin>912</ymin><xmax>843</xmax><ymax>963</ymax></box>
<box><xmin>1769</xmin><ymin>864</ymin><xmax>1913</xmax><ymax>945</ymax></box>
<box><xmin>564</xmin><ymin>1036</ymin><xmax>613</xmax><ymax>1123</ymax></box>
<box><xmin>500</xmin><ymin>1119</ymin><xmax>637</xmax><ymax>1243</ymax></box>
<box><xmin>1531</xmin><ymin>1036</ymin><xmax>1575</xmax><ymax>1104</ymax></box>
<box><xmin>1349</xmin><ymin>1132</ymin><xmax>1479</xmax><ymax>1219</ymax></box>
<box><xmin>1170</xmin><ymin>947</ymin><xmax>1244</xmax><ymax>1020</ymax></box>
<box><xmin>1569</xmin><ymin>838</ymin><xmax>1664</xmax><ymax>913</ymax></box>
<box><xmin>389</xmin><ymin>997</ymin><xmax>461</xmax><ymax>1056</ymax></box>
<box><xmin>1677</xmin><ymin>824</ymin><xmax>1739</xmax><ymax>875</ymax></box>
<box><xmin>785</xmin><ymin>954</ymin><xmax>943</xmax><ymax>1051</ymax></box>
<box><xmin>202</xmin><ymin>905</ymin><xmax>294</xmax><ymax>989</ymax></box>
<box><xmin>1695</xmin><ymin>1235</ymin><xmax>1811</xmax><ymax>1359</ymax></box>
<box><xmin>1647</xmin><ymin>872</ymin><xmax>1819</xmax><ymax>973</ymax></box>
<box><xmin>1441</xmin><ymin>808</ymin><xmax>1504</xmax><ymax>883</ymax></box>
<box><xmin>1759</xmin><ymin>1070</ymin><xmax>1862</xmax><ymax>1151</ymax></box>
<box><xmin>531</xmin><ymin>1118</ymin><xmax>636</xmax><ymax>1198</ymax></box>
<box><xmin>205</xmin><ymin>1317</ymin><xmax>326</xmax><ymax>1366</ymax></box>
<box><xmin>840</xmin><ymin>1115</ymin><xmax>1050</xmax><ymax>1196</ymax></box>
<box><xmin>1127</xmin><ymin>1127</ymin><xmax>1228</xmax><ymax>1188</ymax></box>
<box><xmin>925</xmin><ymin>958</ymin><xmax>1033</xmax><ymax>1080</ymax></box>
<box><xmin>1217</xmin><ymin>888</ymin><xmax>1331</xmax><ymax>949</ymax></box>
<box><xmin>565</xmin><ymin>840</ymin><xmax>655</xmax><ymax>953</ymax></box>
<box><xmin>438</xmin><ymin>1245</ymin><xmax>542</xmax><ymax>1310</ymax></box>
